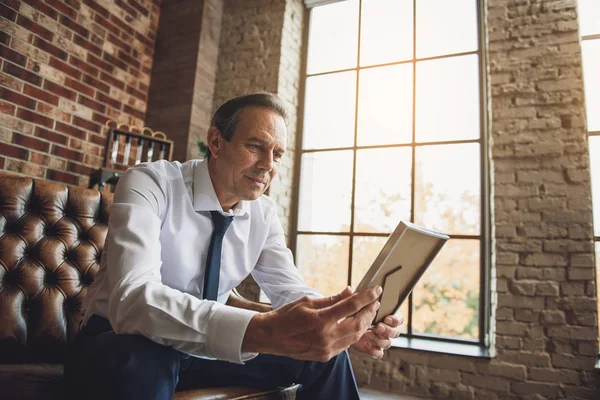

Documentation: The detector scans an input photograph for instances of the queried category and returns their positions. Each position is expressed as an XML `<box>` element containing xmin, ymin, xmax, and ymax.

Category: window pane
<box><xmin>351</xmin><ymin>236</ymin><xmax>388</xmax><ymax>288</ymax></box>
<box><xmin>297</xmin><ymin>234</ymin><xmax>349</xmax><ymax>296</ymax></box>
<box><xmin>355</xmin><ymin>148</ymin><xmax>412</xmax><ymax>233</ymax></box>
<box><xmin>412</xmin><ymin>239</ymin><xmax>480</xmax><ymax>340</ymax></box>
<box><xmin>416</xmin><ymin>0</ymin><xmax>478</xmax><ymax>58</ymax></box>
<box><xmin>416</xmin><ymin>54</ymin><xmax>480</xmax><ymax>142</ymax></box>
<box><xmin>307</xmin><ymin>0</ymin><xmax>359</xmax><ymax>74</ymax></box>
<box><xmin>303</xmin><ymin>71</ymin><xmax>357</xmax><ymax>150</ymax></box>
<box><xmin>414</xmin><ymin>143</ymin><xmax>480</xmax><ymax>235</ymax></box>
<box><xmin>360</xmin><ymin>0</ymin><xmax>413</xmax><ymax>66</ymax></box>
<box><xmin>582</xmin><ymin>39</ymin><xmax>600</xmax><ymax>132</ymax></box>
<box><xmin>298</xmin><ymin>151</ymin><xmax>353</xmax><ymax>232</ymax></box>
<box><xmin>357</xmin><ymin>64</ymin><xmax>413</xmax><ymax>146</ymax></box>
<box><xmin>588</xmin><ymin>136</ymin><xmax>600</xmax><ymax>236</ymax></box>
<box><xmin>579</xmin><ymin>0</ymin><xmax>600</xmax><ymax>36</ymax></box>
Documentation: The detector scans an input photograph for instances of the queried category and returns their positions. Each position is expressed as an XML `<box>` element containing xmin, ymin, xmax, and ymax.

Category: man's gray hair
<box><xmin>210</xmin><ymin>91</ymin><xmax>288</xmax><ymax>144</ymax></box>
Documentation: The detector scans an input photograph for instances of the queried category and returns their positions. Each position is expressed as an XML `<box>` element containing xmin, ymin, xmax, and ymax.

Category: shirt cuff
<box><xmin>206</xmin><ymin>303</ymin><xmax>259</xmax><ymax>364</ymax></box>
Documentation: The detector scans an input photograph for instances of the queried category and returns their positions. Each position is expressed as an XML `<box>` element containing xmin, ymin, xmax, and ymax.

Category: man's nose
<box><xmin>257</xmin><ymin>151</ymin><xmax>274</xmax><ymax>171</ymax></box>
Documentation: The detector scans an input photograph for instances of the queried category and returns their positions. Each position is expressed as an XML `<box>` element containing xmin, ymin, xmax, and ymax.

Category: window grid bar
<box><xmin>297</xmin><ymin>231</ymin><xmax>480</xmax><ymax>240</ymax></box>
<box><xmin>477</xmin><ymin>0</ymin><xmax>491</xmax><ymax>348</ymax></box>
<box><xmin>408</xmin><ymin>0</ymin><xmax>418</xmax><ymax>337</ymax></box>
<box><xmin>347</xmin><ymin>0</ymin><xmax>365</xmax><ymax>287</ymax></box>
<box><xmin>588</xmin><ymin>131</ymin><xmax>600</xmax><ymax>137</ymax></box>
<box><xmin>305</xmin><ymin>49</ymin><xmax>480</xmax><ymax>79</ymax></box>
<box><xmin>582</xmin><ymin>33</ymin><xmax>600</xmax><ymax>40</ymax></box>
<box><xmin>300</xmin><ymin>137</ymin><xmax>482</xmax><ymax>154</ymax></box>
<box><xmin>295</xmin><ymin>0</ymin><xmax>486</xmax><ymax>344</ymax></box>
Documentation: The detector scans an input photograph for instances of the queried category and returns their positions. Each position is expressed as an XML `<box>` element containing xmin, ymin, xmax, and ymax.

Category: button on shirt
<box><xmin>82</xmin><ymin>159</ymin><xmax>320</xmax><ymax>364</ymax></box>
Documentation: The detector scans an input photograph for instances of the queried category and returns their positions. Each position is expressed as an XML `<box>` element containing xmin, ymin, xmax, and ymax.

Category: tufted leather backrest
<box><xmin>0</xmin><ymin>173</ymin><xmax>113</xmax><ymax>363</ymax></box>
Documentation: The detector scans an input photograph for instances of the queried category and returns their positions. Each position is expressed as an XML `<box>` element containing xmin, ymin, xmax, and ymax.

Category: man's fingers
<box><xmin>374</xmin><ymin>322</ymin><xmax>401</xmax><ymax>339</ymax></box>
<box><xmin>383</xmin><ymin>315</ymin><xmax>403</xmax><ymax>327</ymax></box>
<box><xmin>321</xmin><ymin>286</ymin><xmax>382</xmax><ymax>321</ymax></box>
<box><xmin>310</xmin><ymin>286</ymin><xmax>354</xmax><ymax>308</ymax></box>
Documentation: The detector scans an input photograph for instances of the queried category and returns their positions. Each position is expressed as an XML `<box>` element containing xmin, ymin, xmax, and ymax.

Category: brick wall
<box><xmin>349</xmin><ymin>0</ymin><xmax>600</xmax><ymax>398</ymax></box>
<box><xmin>0</xmin><ymin>0</ymin><xmax>160</xmax><ymax>186</ymax></box>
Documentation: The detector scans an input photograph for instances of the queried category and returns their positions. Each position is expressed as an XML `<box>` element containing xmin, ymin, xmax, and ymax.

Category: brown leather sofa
<box><xmin>0</xmin><ymin>172</ymin><xmax>297</xmax><ymax>400</ymax></box>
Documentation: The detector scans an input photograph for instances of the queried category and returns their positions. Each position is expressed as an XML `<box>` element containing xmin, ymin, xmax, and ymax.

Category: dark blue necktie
<box><xmin>203</xmin><ymin>211</ymin><xmax>233</xmax><ymax>300</ymax></box>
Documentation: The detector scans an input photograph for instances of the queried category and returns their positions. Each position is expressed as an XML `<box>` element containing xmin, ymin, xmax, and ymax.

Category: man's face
<box><xmin>208</xmin><ymin>106</ymin><xmax>287</xmax><ymax>209</ymax></box>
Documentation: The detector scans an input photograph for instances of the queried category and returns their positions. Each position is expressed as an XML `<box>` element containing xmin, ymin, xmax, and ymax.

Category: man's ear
<box><xmin>207</xmin><ymin>126</ymin><xmax>222</xmax><ymax>159</ymax></box>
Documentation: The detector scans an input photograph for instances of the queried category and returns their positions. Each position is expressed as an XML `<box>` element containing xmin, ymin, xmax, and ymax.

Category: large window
<box><xmin>578</xmin><ymin>0</ymin><xmax>600</xmax><ymax>349</ymax></box>
<box><xmin>293</xmin><ymin>0</ymin><xmax>488</xmax><ymax>346</ymax></box>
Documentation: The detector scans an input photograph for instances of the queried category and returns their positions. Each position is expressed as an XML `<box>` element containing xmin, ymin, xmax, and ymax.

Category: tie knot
<box><xmin>210</xmin><ymin>211</ymin><xmax>233</xmax><ymax>233</ymax></box>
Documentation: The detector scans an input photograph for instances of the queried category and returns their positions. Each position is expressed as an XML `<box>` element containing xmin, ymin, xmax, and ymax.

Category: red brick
<box><xmin>103</xmin><ymin>52</ymin><xmax>127</xmax><ymax>71</ymax></box>
<box><xmin>88</xmin><ymin>132</ymin><xmax>107</xmax><ymax>146</ymax></box>
<box><xmin>123</xmin><ymin>104</ymin><xmax>144</xmax><ymax>120</ymax></box>
<box><xmin>43</xmin><ymin>79</ymin><xmax>77</xmax><ymax>101</ymax></box>
<box><xmin>21</xmin><ymin>0</ymin><xmax>58</xmax><ymax>19</ymax></box>
<box><xmin>64</xmin><ymin>77</ymin><xmax>94</xmax><ymax>97</ymax></box>
<box><xmin>45</xmin><ymin>0</ymin><xmax>78</xmax><ymax>20</ymax></box>
<box><xmin>67</xmin><ymin>161</ymin><xmax>93</xmax><ymax>175</ymax></box>
<box><xmin>78</xmin><ymin>95</ymin><xmax>105</xmax><ymax>113</ymax></box>
<box><xmin>0</xmin><ymin>31</ymin><xmax>10</xmax><ymax>46</ymax></box>
<box><xmin>12</xmin><ymin>132</ymin><xmax>50</xmax><ymax>152</ymax></box>
<box><xmin>16</xmin><ymin>14</ymin><xmax>53</xmax><ymax>41</ymax></box>
<box><xmin>82</xmin><ymin>74</ymin><xmax>109</xmax><ymax>94</ymax></box>
<box><xmin>0</xmin><ymin>99</ymin><xmax>16</xmax><ymax>115</ymax></box>
<box><xmin>52</xmin><ymin>144</ymin><xmax>83</xmax><ymax>162</ymax></box>
<box><xmin>6</xmin><ymin>158</ymin><xmax>46</xmax><ymax>177</ymax></box>
<box><xmin>141</xmin><ymin>65</ymin><xmax>151</xmax><ymax>75</ymax></box>
<box><xmin>3</xmin><ymin>62</ymin><xmax>42</xmax><ymax>86</ymax></box>
<box><xmin>49</xmin><ymin>57</ymin><xmax>82</xmax><ymax>80</ymax></box>
<box><xmin>0</xmin><ymin>44</ymin><xmax>26</xmax><ymax>67</ymax></box>
<box><xmin>0</xmin><ymin>157</ymin><xmax>5</xmax><ymax>169</ymax></box>
<box><xmin>138</xmin><ymin>82</ymin><xmax>148</xmax><ymax>92</ymax></box>
<box><xmin>134</xmin><ymin>31</ymin><xmax>153</xmax><ymax>49</ymax></box>
<box><xmin>46</xmin><ymin>168</ymin><xmax>78</xmax><ymax>185</ymax></box>
<box><xmin>126</xmin><ymin>85</ymin><xmax>146</xmax><ymax>101</ymax></box>
<box><xmin>99</xmin><ymin>71</ymin><xmax>124</xmax><ymax>90</ymax></box>
<box><xmin>127</xmin><ymin>0</ymin><xmax>149</xmax><ymax>17</ymax></box>
<box><xmin>36</xmin><ymin>102</ymin><xmax>70</xmax><ymax>123</ymax></box>
<box><xmin>55</xmin><ymin>121</ymin><xmax>86</xmax><ymax>140</ymax></box>
<box><xmin>23</xmin><ymin>84</ymin><xmax>59</xmax><ymax>106</ymax></box>
<box><xmin>94</xmin><ymin>14</ymin><xmax>123</xmax><ymax>39</ymax></box>
<box><xmin>0</xmin><ymin>87</ymin><xmax>36</xmax><ymax>110</ymax></box>
<box><xmin>87</xmin><ymin>53</ymin><xmax>113</xmax><ymax>73</ymax></box>
<box><xmin>69</xmin><ymin>55</ymin><xmax>99</xmax><ymax>77</ymax></box>
<box><xmin>35</xmin><ymin>126</ymin><xmax>68</xmax><ymax>145</ymax></box>
<box><xmin>115</xmin><ymin>0</ymin><xmax>137</xmax><ymax>18</ymax></box>
<box><xmin>91</xmin><ymin>112</ymin><xmax>109</xmax><ymax>126</ymax></box>
<box><xmin>73</xmin><ymin>34</ymin><xmax>102</xmax><ymax>57</ymax></box>
<box><xmin>29</xmin><ymin>150</ymin><xmax>51</xmax><ymax>165</ymax></box>
<box><xmin>118</xmin><ymin>50</ymin><xmax>140</xmax><ymax>70</ymax></box>
<box><xmin>110</xmin><ymin>14</ymin><xmax>134</xmax><ymax>36</ymax></box>
<box><xmin>17</xmin><ymin>108</ymin><xmax>53</xmax><ymax>128</ymax></box>
<box><xmin>107</xmin><ymin>33</ymin><xmax>131</xmax><ymax>53</ymax></box>
<box><xmin>0</xmin><ymin>2</ymin><xmax>17</xmax><ymax>21</ymax></box>
<box><xmin>0</xmin><ymin>142</ymin><xmax>29</xmax><ymax>159</ymax></box>
<box><xmin>72</xmin><ymin>116</ymin><xmax>101</xmax><ymax>133</ymax></box>
<box><xmin>82</xmin><ymin>0</ymin><xmax>110</xmax><ymax>19</ymax></box>
<box><xmin>33</xmin><ymin>37</ymin><xmax>68</xmax><ymax>61</ymax></box>
<box><xmin>59</xmin><ymin>15</ymin><xmax>89</xmax><ymax>39</ymax></box>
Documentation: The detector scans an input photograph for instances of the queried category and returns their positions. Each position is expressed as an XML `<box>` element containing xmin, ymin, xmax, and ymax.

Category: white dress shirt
<box><xmin>82</xmin><ymin>159</ymin><xmax>320</xmax><ymax>363</ymax></box>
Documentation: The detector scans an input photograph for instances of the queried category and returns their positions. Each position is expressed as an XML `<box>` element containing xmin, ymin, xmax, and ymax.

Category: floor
<box><xmin>359</xmin><ymin>388</ymin><xmax>429</xmax><ymax>399</ymax></box>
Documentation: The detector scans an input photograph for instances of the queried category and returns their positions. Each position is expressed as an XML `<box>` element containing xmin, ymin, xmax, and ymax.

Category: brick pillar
<box><xmin>213</xmin><ymin>0</ymin><xmax>305</xmax><ymax>300</ymax></box>
<box><xmin>145</xmin><ymin>0</ymin><xmax>223</xmax><ymax>162</ymax></box>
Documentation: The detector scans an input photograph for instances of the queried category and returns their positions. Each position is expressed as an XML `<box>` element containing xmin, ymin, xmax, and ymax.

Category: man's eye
<box><xmin>274</xmin><ymin>153</ymin><xmax>283</xmax><ymax>161</ymax></box>
<box><xmin>248</xmin><ymin>144</ymin><xmax>260</xmax><ymax>150</ymax></box>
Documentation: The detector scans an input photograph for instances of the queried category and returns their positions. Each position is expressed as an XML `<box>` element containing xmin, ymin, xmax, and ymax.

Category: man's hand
<box><xmin>350</xmin><ymin>314</ymin><xmax>404</xmax><ymax>359</ymax></box>
<box><xmin>242</xmin><ymin>286</ymin><xmax>381</xmax><ymax>362</ymax></box>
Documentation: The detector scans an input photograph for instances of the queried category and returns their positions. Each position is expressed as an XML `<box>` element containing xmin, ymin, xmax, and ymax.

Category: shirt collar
<box><xmin>192</xmin><ymin>159</ymin><xmax>250</xmax><ymax>218</ymax></box>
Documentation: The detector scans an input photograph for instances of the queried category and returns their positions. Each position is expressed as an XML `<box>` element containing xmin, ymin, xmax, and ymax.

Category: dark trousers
<box><xmin>64</xmin><ymin>315</ymin><xmax>360</xmax><ymax>400</ymax></box>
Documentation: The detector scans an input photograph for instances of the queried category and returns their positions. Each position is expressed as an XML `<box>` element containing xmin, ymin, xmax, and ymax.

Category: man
<box><xmin>65</xmin><ymin>92</ymin><xmax>402</xmax><ymax>399</ymax></box>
